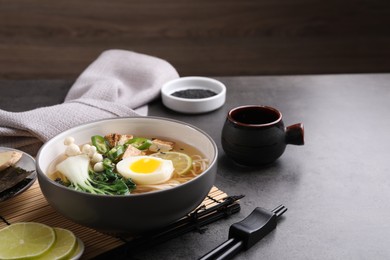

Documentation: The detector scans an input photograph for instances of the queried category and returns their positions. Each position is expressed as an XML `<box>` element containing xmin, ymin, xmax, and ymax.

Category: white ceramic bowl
<box><xmin>36</xmin><ymin>117</ymin><xmax>218</xmax><ymax>234</ymax></box>
<box><xmin>161</xmin><ymin>76</ymin><xmax>226</xmax><ymax>114</ymax></box>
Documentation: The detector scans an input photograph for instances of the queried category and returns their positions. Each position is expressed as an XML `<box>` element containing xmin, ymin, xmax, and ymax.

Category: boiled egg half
<box><xmin>116</xmin><ymin>156</ymin><xmax>174</xmax><ymax>185</ymax></box>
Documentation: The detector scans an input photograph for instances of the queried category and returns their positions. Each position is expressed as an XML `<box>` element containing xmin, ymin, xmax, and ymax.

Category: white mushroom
<box><xmin>93</xmin><ymin>162</ymin><xmax>104</xmax><ymax>172</ymax></box>
<box><xmin>64</xmin><ymin>136</ymin><xmax>75</xmax><ymax>146</ymax></box>
<box><xmin>88</xmin><ymin>146</ymin><xmax>97</xmax><ymax>158</ymax></box>
<box><xmin>65</xmin><ymin>143</ymin><xmax>81</xmax><ymax>156</ymax></box>
<box><xmin>81</xmin><ymin>144</ymin><xmax>92</xmax><ymax>155</ymax></box>
<box><xmin>91</xmin><ymin>152</ymin><xmax>103</xmax><ymax>164</ymax></box>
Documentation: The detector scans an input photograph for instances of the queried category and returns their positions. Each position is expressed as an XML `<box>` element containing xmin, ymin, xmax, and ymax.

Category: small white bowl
<box><xmin>161</xmin><ymin>76</ymin><xmax>226</xmax><ymax>114</ymax></box>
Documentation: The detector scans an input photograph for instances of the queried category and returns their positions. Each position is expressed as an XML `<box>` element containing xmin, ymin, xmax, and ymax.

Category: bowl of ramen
<box><xmin>36</xmin><ymin>117</ymin><xmax>218</xmax><ymax>234</ymax></box>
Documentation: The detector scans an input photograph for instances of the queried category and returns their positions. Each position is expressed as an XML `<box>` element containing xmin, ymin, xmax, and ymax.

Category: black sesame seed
<box><xmin>171</xmin><ymin>89</ymin><xmax>217</xmax><ymax>99</ymax></box>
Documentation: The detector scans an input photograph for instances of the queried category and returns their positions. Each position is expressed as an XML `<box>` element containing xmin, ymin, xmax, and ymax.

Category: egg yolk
<box><xmin>130</xmin><ymin>158</ymin><xmax>162</xmax><ymax>174</ymax></box>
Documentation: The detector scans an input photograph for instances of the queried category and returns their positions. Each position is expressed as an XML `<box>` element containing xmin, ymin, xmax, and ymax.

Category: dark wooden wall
<box><xmin>1</xmin><ymin>0</ymin><xmax>390</xmax><ymax>79</ymax></box>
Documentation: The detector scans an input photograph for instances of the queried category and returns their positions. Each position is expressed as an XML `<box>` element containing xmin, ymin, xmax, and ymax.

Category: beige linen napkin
<box><xmin>0</xmin><ymin>50</ymin><xmax>179</xmax><ymax>155</ymax></box>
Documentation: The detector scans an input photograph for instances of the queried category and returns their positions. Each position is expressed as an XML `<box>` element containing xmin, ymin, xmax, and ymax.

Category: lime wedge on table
<box><xmin>151</xmin><ymin>151</ymin><xmax>192</xmax><ymax>175</ymax></box>
<box><xmin>36</xmin><ymin>227</ymin><xmax>77</xmax><ymax>260</ymax></box>
<box><xmin>0</xmin><ymin>222</ymin><xmax>55</xmax><ymax>259</ymax></box>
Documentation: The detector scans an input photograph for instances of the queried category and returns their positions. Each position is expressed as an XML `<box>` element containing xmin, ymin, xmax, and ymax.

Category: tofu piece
<box><xmin>104</xmin><ymin>134</ymin><xmax>133</xmax><ymax>147</ymax></box>
<box><xmin>104</xmin><ymin>134</ymin><xmax>118</xmax><ymax>148</ymax></box>
<box><xmin>122</xmin><ymin>145</ymin><xmax>143</xmax><ymax>158</ymax></box>
<box><xmin>148</xmin><ymin>139</ymin><xmax>175</xmax><ymax>152</ymax></box>
<box><xmin>117</xmin><ymin>135</ymin><xmax>134</xmax><ymax>145</ymax></box>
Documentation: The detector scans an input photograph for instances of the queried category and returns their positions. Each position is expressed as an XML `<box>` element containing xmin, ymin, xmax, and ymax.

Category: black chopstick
<box><xmin>92</xmin><ymin>195</ymin><xmax>243</xmax><ymax>259</ymax></box>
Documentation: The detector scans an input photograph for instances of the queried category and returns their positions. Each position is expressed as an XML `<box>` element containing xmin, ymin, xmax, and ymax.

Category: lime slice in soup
<box><xmin>150</xmin><ymin>152</ymin><xmax>192</xmax><ymax>175</ymax></box>
<box><xmin>0</xmin><ymin>222</ymin><xmax>55</xmax><ymax>259</ymax></box>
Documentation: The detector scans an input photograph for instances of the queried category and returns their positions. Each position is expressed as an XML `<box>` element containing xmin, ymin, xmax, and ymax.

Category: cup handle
<box><xmin>285</xmin><ymin>123</ymin><xmax>304</xmax><ymax>145</ymax></box>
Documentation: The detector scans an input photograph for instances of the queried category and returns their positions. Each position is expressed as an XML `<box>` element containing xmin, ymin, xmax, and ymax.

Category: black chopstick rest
<box><xmin>199</xmin><ymin>205</ymin><xmax>287</xmax><ymax>260</ymax></box>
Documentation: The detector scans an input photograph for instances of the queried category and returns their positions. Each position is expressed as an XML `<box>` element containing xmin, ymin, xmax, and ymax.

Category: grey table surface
<box><xmin>1</xmin><ymin>74</ymin><xmax>390</xmax><ymax>259</ymax></box>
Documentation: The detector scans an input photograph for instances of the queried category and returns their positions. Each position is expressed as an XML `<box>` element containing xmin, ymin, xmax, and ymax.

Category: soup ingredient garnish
<box><xmin>107</xmin><ymin>145</ymin><xmax>126</xmax><ymax>162</ymax></box>
<box><xmin>0</xmin><ymin>222</ymin><xmax>56</xmax><ymax>259</ymax></box>
<box><xmin>126</xmin><ymin>137</ymin><xmax>153</xmax><ymax>150</ymax></box>
<box><xmin>122</xmin><ymin>144</ymin><xmax>143</xmax><ymax>157</ymax></box>
<box><xmin>151</xmin><ymin>152</ymin><xmax>193</xmax><ymax>176</ymax></box>
<box><xmin>56</xmin><ymin>154</ymin><xmax>135</xmax><ymax>195</ymax></box>
<box><xmin>0</xmin><ymin>151</ymin><xmax>22</xmax><ymax>171</ymax></box>
<box><xmin>91</xmin><ymin>135</ymin><xmax>110</xmax><ymax>154</ymax></box>
<box><xmin>104</xmin><ymin>133</ymin><xmax>133</xmax><ymax>147</ymax></box>
<box><xmin>116</xmin><ymin>156</ymin><xmax>174</xmax><ymax>185</ymax></box>
<box><xmin>171</xmin><ymin>88</ymin><xmax>218</xmax><ymax>99</ymax></box>
<box><xmin>56</xmin><ymin>155</ymin><xmax>97</xmax><ymax>193</ymax></box>
<box><xmin>54</xmin><ymin>134</ymin><xmax>206</xmax><ymax>195</ymax></box>
<box><xmin>149</xmin><ymin>139</ymin><xmax>175</xmax><ymax>152</ymax></box>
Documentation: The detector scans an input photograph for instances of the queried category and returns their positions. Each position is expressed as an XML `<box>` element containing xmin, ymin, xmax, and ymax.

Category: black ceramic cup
<box><xmin>221</xmin><ymin>105</ymin><xmax>304</xmax><ymax>166</ymax></box>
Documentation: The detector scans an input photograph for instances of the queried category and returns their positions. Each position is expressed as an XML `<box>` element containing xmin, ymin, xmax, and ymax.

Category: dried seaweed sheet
<box><xmin>0</xmin><ymin>166</ymin><xmax>33</xmax><ymax>193</ymax></box>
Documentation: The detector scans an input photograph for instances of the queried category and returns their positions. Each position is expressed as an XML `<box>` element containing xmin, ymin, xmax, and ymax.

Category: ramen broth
<box><xmin>47</xmin><ymin>137</ymin><xmax>208</xmax><ymax>194</ymax></box>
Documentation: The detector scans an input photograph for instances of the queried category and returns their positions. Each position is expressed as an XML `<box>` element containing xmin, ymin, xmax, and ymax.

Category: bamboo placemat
<box><xmin>0</xmin><ymin>181</ymin><xmax>230</xmax><ymax>259</ymax></box>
